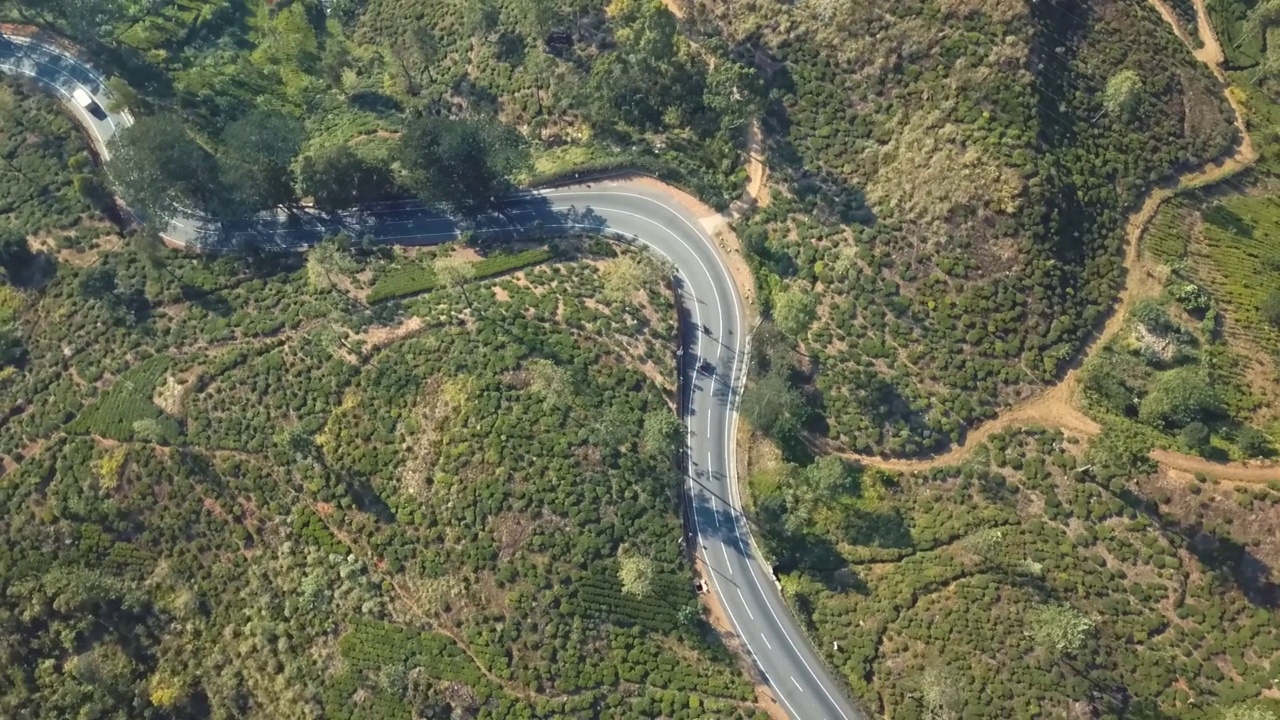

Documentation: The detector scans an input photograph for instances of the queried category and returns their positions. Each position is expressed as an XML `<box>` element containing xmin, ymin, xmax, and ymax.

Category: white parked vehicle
<box><xmin>71</xmin><ymin>87</ymin><xmax>98</xmax><ymax>112</ymax></box>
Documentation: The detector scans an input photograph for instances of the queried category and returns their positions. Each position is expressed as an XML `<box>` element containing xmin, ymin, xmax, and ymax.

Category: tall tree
<box><xmin>1027</xmin><ymin>603</ymin><xmax>1094</xmax><ymax>659</ymax></box>
<box><xmin>104</xmin><ymin>77</ymin><xmax>139</xmax><ymax>113</ymax></box>
<box><xmin>1261</xmin><ymin>289</ymin><xmax>1280</xmax><ymax>327</ymax></box>
<box><xmin>387</xmin><ymin>22</ymin><xmax>442</xmax><ymax>97</ymax></box>
<box><xmin>219</xmin><ymin>109</ymin><xmax>305</xmax><ymax>215</ymax></box>
<box><xmin>703</xmin><ymin>57</ymin><xmax>763</xmax><ymax>135</ymax></box>
<box><xmin>641</xmin><ymin>409</ymin><xmax>683</xmax><ymax>457</ymax></box>
<box><xmin>918</xmin><ymin>664</ymin><xmax>962</xmax><ymax>720</ymax></box>
<box><xmin>306</xmin><ymin>238</ymin><xmax>353</xmax><ymax>293</ymax></box>
<box><xmin>107</xmin><ymin>114</ymin><xmax>219</xmax><ymax>227</ymax></box>
<box><xmin>740</xmin><ymin>372</ymin><xmax>808</xmax><ymax>439</ymax></box>
<box><xmin>1137</xmin><ymin>366</ymin><xmax>1219</xmax><ymax>430</ymax></box>
<box><xmin>432</xmin><ymin>254</ymin><xmax>476</xmax><ymax>309</ymax></box>
<box><xmin>513</xmin><ymin>0</ymin><xmax>558</xmax><ymax>40</ymax></box>
<box><xmin>525</xmin><ymin>358</ymin><xmax>571</xmax><ymax>401</ymax></box>
<box><xmin>0</xmin><ymin>227</ymin><xmax>35</xmax><ymax>283</ymax></box>
<box><xmin>773</xmin><ymin>286</ymin><xmax>818</xmax><ymax>340</ymax></box>
<box><xmin>601</xmin><ymin>253</ymin><xmax>670</xmax><ymax>303</ymax></box>
<box><xmin>1103</xmin><ymin>70</ymin><xmax>1143</xmax><ymax>119</ymax></box>
<box><xmin>401</xmin><ymin>115</ymin><xmax>530</xmax><ymax>211</ymax></box>
<box><xmin>463</xmin><ymin>0</ymin><xmax>501</xmax><ymax>38</ymax></box>
<box><xmin>617</xmin><ymin>550</ymin><xmax>656</xmax><ymax>597</ymax></box>
<box><xmin>294</xmin><ymin>144</ymin><xmax>395</xmax><ymax>213</ymax></box>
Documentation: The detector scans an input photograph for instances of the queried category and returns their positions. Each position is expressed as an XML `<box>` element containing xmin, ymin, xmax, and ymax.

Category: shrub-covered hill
<box><xmin>702</xmin><ymin>0</ymin><xmax>1239</xmax><ymax>456</ymax></box>
<box><xmin>749</xmin><ymin>426</ymin><xmax>1280</xmax><ymax>719</ymax></box>
<box><xmin>0</xmin><ymin>235</ymin><xmax>765</xmax><ymax>719</ymax></box>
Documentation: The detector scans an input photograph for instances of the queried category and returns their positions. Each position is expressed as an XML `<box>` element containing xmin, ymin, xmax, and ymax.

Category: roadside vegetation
<box><xmin>0</xmin><ymin>104</ymin><xmax>762</xmax><ymax>715</ymax></box>
<box><xmin>7</xmin><ymin>0</ymin><xmax>1280</xmax><ymax>718</ymax></box>
<box><xmin>747</xmin><ymin>425</ymin><xmax>1280</xmax><ymax>719</ymax></box>
<box><xmin>733</xmin><ymin>1</ymin><xmax>1280</xmax><ymax>717</ymax></box>
<box><xmin>5</xmin><ymin>0</ymin><xmax>759</xmax><ymax>224</ymax></box>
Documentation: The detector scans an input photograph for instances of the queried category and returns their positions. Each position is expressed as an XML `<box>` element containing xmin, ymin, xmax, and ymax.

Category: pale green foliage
<box><xmin>377</xmin><ymin>662</ymin><xmax>408</xmax><ymax>695</ymax></box>
<box><xmin>1103</xmin><ymin>70</ymin><xmax>1143</xmax><ymax>118</ymax></box>
<box><xmin>1221</xmin><ymin>704</ymin><xmax>1280</xmax><ymax>720</ymax></box>
<box><xmin>617</xmin><ymin>550</ymin><xmax>656</xmax><ymax>597</ymax></box>
<box><xmin>104</xmin><ymin>77</ymin><xmax>138</xmax><ymax>113</ymax></box>
<box><xmin>526</xmin><ymin>358</ymin><xmax>571</xmax><ymax>399</ymax></box>
<box><xmin>1027</xmin><ymin>603</ymin><xmax>1094</xmax><ymax>656</ymax></box>
<box><xmin>772</xmin><ymin>287</ymin><xmax>818</xmax><ymax>338</ymax></box>
<box><xmin>962</xmin><ymin>527</ymin><xmax>1006</xmax><ymax>562</ymax></box>
<box><xmin>433</xmin><ymin>253</ymin><xmax>478</xmax><ymax>309</ymax></box>
<box><xmin>1247</xmin><ymin>0</ymin><xmax>1280</xmax><ymax>40</ymax></box>
<box><xmin>305</xmin><ymin>239</ymin><xmax>353</xmax><ymax>293</ymax></box>
<box><xmin>601</xmin><ymin>253</ymin><xmax>670</xmax><ymax>304</ymax></box>
<box><xmin>433</xmin><ymin>254</ymin><xmax>476</xmax><ymax>288</ymax></box>
<box><xmin>1137</xmin><ymin>366</ymin><xmax>1219</xmax><ymax>429</ymax></box>
<box><xmin>641</xmin><ymin>408</ymin><xmax>683</xmax><ymax>456</ymax></box>
<box><xmin>805</xmin><ymin>455</ymin><xmax>852</xmax><ymax>498</ymax></box>
<box><xmin>677</xmin><ymin>603</ymin><xmax>701</xmax><ymax>628</ymax></box>
<box><xmin>132</xmin><ymin>418</ymin><xmax>164</xmax><ymax>443</ymax></box>
<box><xmin>298</xmin><ymin>571</ymin><xmax>329</xmax><ymax>611</ymax></box>
<box><xmin>918</xmin><ymin>664</ymin><xmax>962</xmax><ymax>720</ymax></box>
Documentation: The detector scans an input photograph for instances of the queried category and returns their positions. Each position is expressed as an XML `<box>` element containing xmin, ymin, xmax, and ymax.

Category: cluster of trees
<box><xmin>0</xmin><ymin>210</ymin><xmax>756</xmax><ymax>716</ymax></box>
<box><xmin>18</xmin><ymin>0</ymin><xmax>758</xmax><ymax>228</ymax></box>
<box><xmin>1081</xmin><ymin>293</ymin><xmax>1274</xmax><ymax>459</ymax></box>
<box><xmin>108</xmin><ymin>111</ymin><xmax>529</xmax><ymax>227</ymax></box>
<box><xmin>726</xmin><ymin>0</ymin><xmax>1238</xmax><ymax>456</ymax></box>
<box><xmin>751</xmin><ymin>427</ymin><xmax>1280</xmax><ymax>718</ymax></box>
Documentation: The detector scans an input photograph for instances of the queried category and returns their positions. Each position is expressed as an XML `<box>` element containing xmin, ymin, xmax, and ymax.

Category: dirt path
<box><xmin>743</xmin><ymin>119</ymin><xmax>771</xmax><ymax>209</ymax></box>
<box><xmin>824</xmin><ymin>0</ymin><xmax>1277</xmax><ymax>482</ymax></box>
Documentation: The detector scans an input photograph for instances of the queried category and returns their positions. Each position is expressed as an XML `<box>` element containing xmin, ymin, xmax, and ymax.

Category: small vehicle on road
<box><xmin>71</xmin><ymin>88</ymin><xmax>106</xmax><ymax>119</ymax></box>
<box><xmin>699</xmin><ymin>360</ymin><xmax>714</xmax><ymax>376</ymax></box>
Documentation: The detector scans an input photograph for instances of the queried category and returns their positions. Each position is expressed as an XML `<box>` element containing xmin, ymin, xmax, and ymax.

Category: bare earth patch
<box><xmin>153</xmin><ymin>368</ymin><xmax>200</xmax><ymax>418</ymax></box>
<box><xmin>30</xmin><ymin>231</ymin><xmax>121</xmax><ymax>268</ymax></box>
<box><xmin>353</xmin><ymin>315</ymin><xmax>425</xmax><ymax>353</ymax></box>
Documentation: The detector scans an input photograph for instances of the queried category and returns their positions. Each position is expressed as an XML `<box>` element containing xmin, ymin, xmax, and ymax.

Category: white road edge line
<box><xmin>2</xmin><ymin>34</ymin><xmax>863</xmax><ymax>716</ymax></box>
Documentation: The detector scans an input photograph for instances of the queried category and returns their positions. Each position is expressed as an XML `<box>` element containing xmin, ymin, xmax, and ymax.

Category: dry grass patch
<box><xmin>153</xmin><ymin>368</ymin><xmax>200</xmax><ymax>418</ymax></box>
<box><xmin>1137</xmin><ymin>467</ymin><xmax>1280</xmax><ymax>588</ymax></box>
<box><xmin>353</xmin><ymin>315</ymin><xmax>426</xmax><ymax>354</ymax></box>
<box><xmin>399</xmin><ymin>375</ymin><xmax>477</xmax><ymax>496</ymax></box>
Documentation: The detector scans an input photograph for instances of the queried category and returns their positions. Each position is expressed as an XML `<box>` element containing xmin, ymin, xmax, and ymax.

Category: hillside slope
<box><xmin>701</xmin><ymin>0</ymin><xmax>1240</xmax><ymax>456</ymax></box>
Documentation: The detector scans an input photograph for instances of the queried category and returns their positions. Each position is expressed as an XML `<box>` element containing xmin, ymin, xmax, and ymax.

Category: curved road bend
<box><xmin>0</xmin><ymin>31</ymin><xmax>866</xmax><ymax>720</ymax></box>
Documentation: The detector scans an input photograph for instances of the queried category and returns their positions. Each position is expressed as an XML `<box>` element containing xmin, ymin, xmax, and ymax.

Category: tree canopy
<box><xmin>106</xmin><ymin>114</ymin><xmax>219</xmax><ymax>227</ymax></box>
<box><xmin>400</xmin><ymin>115</ymin><xmax>530</xmax><ymax>211</ymax></box>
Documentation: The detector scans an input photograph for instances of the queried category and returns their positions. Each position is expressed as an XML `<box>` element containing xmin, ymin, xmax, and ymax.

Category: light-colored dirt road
<box><xmin>743</xmin><ymin>119</ymin><xmax>771</xmax><ymax>209</ymax></box>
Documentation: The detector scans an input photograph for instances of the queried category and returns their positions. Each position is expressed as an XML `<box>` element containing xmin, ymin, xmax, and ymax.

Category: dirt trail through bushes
<box><xmin>818</xmin><ymin>0</ymin><xmax>1277</xmax><ymax>482</ymax></box>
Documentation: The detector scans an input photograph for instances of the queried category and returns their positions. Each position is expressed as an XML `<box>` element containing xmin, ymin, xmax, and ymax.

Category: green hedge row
<box><xmin>367</xmin><ymin>248</ymin><xmax>555</xmax><ymax>303</ymax></box>
<box><xmin>67</xmin><ymin>354</ymin><xmax>181</xmax><ymax>443</ymax></box>
<box><xmin>564</xmin><ymin>570</ymin><xmax>692</xmax><ymax>632</ymax></box>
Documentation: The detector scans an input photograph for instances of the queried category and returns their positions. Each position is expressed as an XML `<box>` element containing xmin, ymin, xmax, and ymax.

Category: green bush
<box><xmin>367</xmin><ymin>247</ymin><xmax>554</xmax><ymax>303</ymax></box>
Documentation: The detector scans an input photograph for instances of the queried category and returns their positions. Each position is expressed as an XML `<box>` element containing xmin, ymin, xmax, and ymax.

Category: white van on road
<box><xmin>71</xmin><ymin>87</ymin><xmax>98</xmax><ymax>113</ymax></box>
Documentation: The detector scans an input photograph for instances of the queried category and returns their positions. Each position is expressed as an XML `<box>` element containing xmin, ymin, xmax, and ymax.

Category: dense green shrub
<box><xmin>367</xmin><ymin>247</ymin><xmax>554</xmax><ymax>302</ymax></box>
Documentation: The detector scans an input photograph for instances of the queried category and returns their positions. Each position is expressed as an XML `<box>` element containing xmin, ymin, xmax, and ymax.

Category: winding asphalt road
<box><xmin>0</xmin><ymin>30</ymin><xmax>866</xmax><ymax>720</ymax></box>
